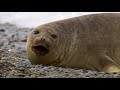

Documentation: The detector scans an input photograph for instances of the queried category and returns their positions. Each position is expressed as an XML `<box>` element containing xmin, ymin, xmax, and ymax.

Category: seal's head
<box><xmin>31</xmin><ymin>29</ymin><xmax>57</xmax><ymax>56</ymax></box>
<box><xmin>26</xmin><ymin>24</ymin><xmax>63</xmax><ymax>65</ymax></box>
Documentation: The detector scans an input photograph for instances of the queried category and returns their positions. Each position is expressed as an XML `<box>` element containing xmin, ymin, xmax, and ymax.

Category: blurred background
<box><xmin>0</xmin><ymin>12</ymin><xmax>117</xmax><ymax>28</ymax></box>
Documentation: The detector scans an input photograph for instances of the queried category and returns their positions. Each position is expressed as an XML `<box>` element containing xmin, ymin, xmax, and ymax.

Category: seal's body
<box><xmin>26</xmin><ymin>13</ymin><xmax>120</xmax><ymax>72</ymax></box>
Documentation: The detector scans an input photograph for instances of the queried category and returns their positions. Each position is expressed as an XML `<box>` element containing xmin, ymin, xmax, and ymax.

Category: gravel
<box><xmin>0</xmin><ymin>23</ymin><xmax>120</xmax><ymax>78</ymax></box>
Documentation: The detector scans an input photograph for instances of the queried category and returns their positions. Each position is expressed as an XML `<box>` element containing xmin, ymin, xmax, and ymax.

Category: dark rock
<box><xmin>17</xmin><ymin>74</ymin><xmax>26</xmax><ymax>77</ymax></box>
<box><xmin>0</xmin><ymin>29</ymin><xmax>5</xmax><ymax>32</ymax></box>
<box><xmin>20</xmin><ymin>39</ymin><xmax>27</xmax><ymax>42</ymax></box>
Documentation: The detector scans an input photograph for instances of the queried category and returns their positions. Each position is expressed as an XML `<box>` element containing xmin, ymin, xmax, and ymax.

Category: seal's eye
<box><xmin>33</xmin><ymin>31</ymin><xmax>39</xmax><ymax>35</ymax></box>
<box><xmin>51</xmin><ymin>34</ymin><xmax>57</xmax><ymax>39</ymax></box>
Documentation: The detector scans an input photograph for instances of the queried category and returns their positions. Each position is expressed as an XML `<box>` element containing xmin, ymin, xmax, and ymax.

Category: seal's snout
<box><xmin>32</xmin><ymin>35</ymin><xmax>52</xmax><ymax>56</ymax></box>
<box><xmin>32</xmin><ymin>45</ymin><xmax>49</xmax><ymax>56</ymax></box>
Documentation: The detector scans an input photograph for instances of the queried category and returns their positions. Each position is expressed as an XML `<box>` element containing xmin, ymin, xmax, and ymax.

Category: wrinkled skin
<box><xmin>26</xmin><ymin>13</ymin><xmax>120</xmax><ymax>72</ymax></box>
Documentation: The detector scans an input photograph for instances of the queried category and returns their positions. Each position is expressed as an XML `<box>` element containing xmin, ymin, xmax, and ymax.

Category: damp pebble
<box><xmin>0</xmin><ymin>29</ymin><xmax>5</xmax><ymax>32</ymax></box>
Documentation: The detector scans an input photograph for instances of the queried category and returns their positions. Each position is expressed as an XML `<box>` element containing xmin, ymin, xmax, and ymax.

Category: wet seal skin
<box><xmin>26</xmin><ymin>13</ymin><xmax>120</xmax><ymax>73</ymax></box>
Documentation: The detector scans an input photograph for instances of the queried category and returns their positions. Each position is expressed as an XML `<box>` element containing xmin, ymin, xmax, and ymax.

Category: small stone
<box><xmin>18</xmin><ymin>73</ymin><xmax>25</xmax><ymax>77</ymax></box>
<box><xmin>19</xmin><ymin>68</ymin><xmax>25</xmax><ymax>71</ymax></box>
<box><xmin>3</xmin><ymin>34</ymin><xmax>7</xmax><ymax>36</ymax></box>
<box><xmin>8</xmin><ymin>49</ymin><xmax>18</xmax><ymax>55</ymax></box>
<box><xmin>11</xmin><ymin>45</ymin><xmax>15</xmax><ymax>47</ymax></box>
<box><xmin>0</xmin><ymin>49</ymin><xmax>3</xmax><ymax>53</ymax></box>
<box><xmin>11</xmin><ymin>70</ymin><xmax>17</xmax><ymax>73</ymax></box>
<box><xmin>11</xmin><ymin>35</ymin><xmax>15</xmax><ymax>38</ymax></box>
<box><xmin>0</xmin><ymin>29</ymin><xmax>5</xmax><ymax>32</ymax></box>
<box><xmin>1</xmin><ymin>57</ymin><xmax>9</xmax><ymax>60</ymax></box>
<box><xmin>112</xmin><ymin>72</ymin><xmax>118</xmax><ymax>74</ymax></box>
<box><xmin>20</xmin><ymin>39</ymin><xmax>27</xmax><ymax>42</ymax></box>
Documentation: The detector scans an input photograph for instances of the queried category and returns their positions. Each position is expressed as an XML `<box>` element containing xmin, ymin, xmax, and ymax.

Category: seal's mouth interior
<box><xmin>32</xmin><ymin>45</ymin><xmax>49</xmax><ymax>56</ymax></box>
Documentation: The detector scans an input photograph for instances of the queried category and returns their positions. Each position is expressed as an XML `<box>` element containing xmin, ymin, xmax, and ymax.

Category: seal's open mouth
<box><xmin>32</xmin><ymin>45</ymin><xmax>49</xmax><ymax>56</ymax></box>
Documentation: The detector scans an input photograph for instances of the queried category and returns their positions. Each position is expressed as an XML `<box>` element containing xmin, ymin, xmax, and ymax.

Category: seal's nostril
<box><xmin>41</xmin><ymin>38</ymin><xmax>45</xmax><ymax>41</ymax></box>
<box><xmin>34</xmin><ymin>31</ymin><xmax>39</xmax><ymax>35</ymax></box>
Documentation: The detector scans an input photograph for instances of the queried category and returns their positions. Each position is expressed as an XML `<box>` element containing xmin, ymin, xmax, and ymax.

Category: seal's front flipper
<box><xmin>102</xmin><ymin>65</ymin><xmax>120</xmax><ymax>72</ymax></box>
<box><xmin>98</xmin><ymin>55</ymin><xmax>120</xmax><ymax>72</ymax></box>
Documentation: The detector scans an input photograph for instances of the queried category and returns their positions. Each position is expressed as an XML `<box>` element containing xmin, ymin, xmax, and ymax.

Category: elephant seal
<box><xmin>26</xmin><ymin>13</ymin><xmax>120</xmax><ymax>72</ymax></box>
